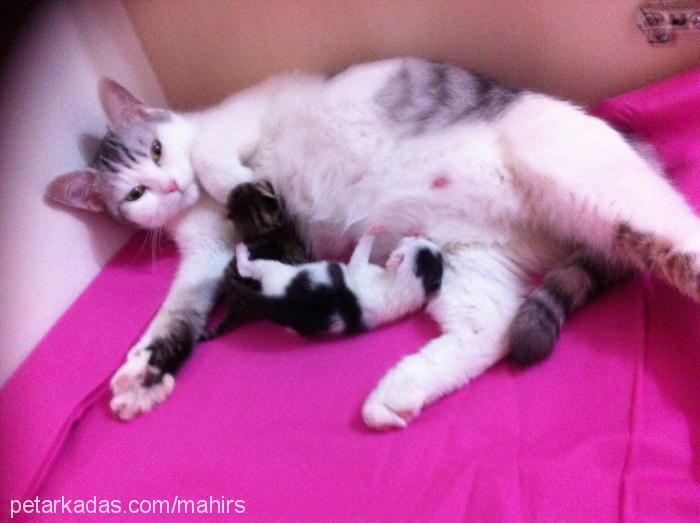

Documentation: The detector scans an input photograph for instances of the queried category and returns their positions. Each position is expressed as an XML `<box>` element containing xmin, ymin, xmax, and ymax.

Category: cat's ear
<box><xmin>46</xmin><ymin>168</ymin><xmax>105</xmax><ymax>213</ymax></box>
<box><xmin>99</xmin><ymin>78</ymin><xmax>150</xmax><ymax>130</ymax></box>
<box><xmin>385</xmin><ymin>252</ymin><xmax>406</xmax><ymax>272</ymax></box>
<box><xmin>258</xmin><ymin>181</ymin><xmax>277</xmax><ymax>200</ymax></box>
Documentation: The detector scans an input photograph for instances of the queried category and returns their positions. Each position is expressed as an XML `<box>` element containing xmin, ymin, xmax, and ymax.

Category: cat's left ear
<box><xmin>99</xmin><ymin>78</ymin><xmax>151</xmax><ymax>130</ymax></box>
<box><xmin>46</xmin><ymin>168</ymin><xmax>105</xmax><ymax>213</ymax></box>
<box><xmin>385</xmin><ymin>252</ymin><xmax>406</xmax><ymax>271</ymax></box>
<box><xmin>258</xmin><ymin>181</ymin><xmax>277</xmax><ymax>199</ymax></box>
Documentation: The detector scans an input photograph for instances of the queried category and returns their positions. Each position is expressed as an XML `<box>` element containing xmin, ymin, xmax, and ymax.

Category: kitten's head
<box><xmin>386</xmin><ymin>237</ymin><xmax>443</xmax><ymax>296</ymax></box>
<box><xmin>46</xmin><ymin>79</ymin><xmax>199</xmax><ymax>228</ymax></box>
<box><xmin>227</xmin><ymin>180</ymin><xmax>287</xmax><ymax>240</ymax></box>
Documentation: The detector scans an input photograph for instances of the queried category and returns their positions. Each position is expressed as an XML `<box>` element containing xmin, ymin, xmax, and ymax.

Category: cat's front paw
<box><xmin>361</xmin><ymin>356</ymin><xmax>430</xmax><ymax>430</ymax></box>
<box><xmin>109</xmin><ymin>349</ymin><xmax>175</xmax><ymax>421</ymax></box>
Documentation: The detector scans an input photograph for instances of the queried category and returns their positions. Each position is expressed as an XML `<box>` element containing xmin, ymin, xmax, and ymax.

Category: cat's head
<box><xmin>46</xmin><ymin>79</ymin><xmax>199</xmax><ymax>228</ymax></box>
<box><xmin>386</xmin><ymin>237</ymin><xmax>443</xmax><ymax>296</ymax></box>
<box><xmin>226</xmin><ymin>180</ymin><xmax>286</xmax><ymax>240</ymax></box>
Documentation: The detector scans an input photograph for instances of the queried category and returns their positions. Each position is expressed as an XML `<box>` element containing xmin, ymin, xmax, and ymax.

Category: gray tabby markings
<box><xmin>93</xmin><ymin>111</ymin><xmax>171</xmax><ymax>174</ymax></box>
<box><xmin>375</xmin><ymin>60</ymin><xmax>520</xmax><ymax>134</ymax></box>
<box><xmin>96</xmin><ymin>131</ymin><xmax>149</xmax><ymax>172</ymax></box>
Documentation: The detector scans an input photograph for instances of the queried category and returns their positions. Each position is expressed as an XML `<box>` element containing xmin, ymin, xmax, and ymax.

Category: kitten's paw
<box><xmin>109</xmin><ymin>350</ymin><xmax>174</xmax><ymax>420</ymax></box>
<box><xmin>361</xmin><ymin>357</ymin><xmax>429</xmax><ymax>430</ymax></box>
<box><xmin>235</xmin><ymin>243</ymin><xmax>253</xmax><ymax>277</ymax></box>
<box><xmin>367</xmin><ymin>223</ymin><xmax>387</xmax><ymax>235</ymax></box>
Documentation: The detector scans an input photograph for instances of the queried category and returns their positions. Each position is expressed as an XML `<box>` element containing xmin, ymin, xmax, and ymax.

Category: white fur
<box><xmin>103</xmin><ymin>58</ymin><xmax>700</xmax><ymax>426</ymax></box>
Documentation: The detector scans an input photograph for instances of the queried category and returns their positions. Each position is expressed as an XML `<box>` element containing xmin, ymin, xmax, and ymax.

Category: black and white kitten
<box><xmin>200</xmin><ymin>180</ymin><xmax>308</xmax><ymax>340</ymax></box>
<box><xmin>230</xmin><ymin>224</ymin><xmax>443</xmax><ymax>337</ymax></box>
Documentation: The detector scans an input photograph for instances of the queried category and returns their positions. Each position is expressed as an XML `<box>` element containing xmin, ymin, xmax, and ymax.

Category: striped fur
<box><xmin>375</xmin><ymin>60</ymin><xmax>520</xmax><ymax>135</ymax></box>
<box><xmin>615</xmin><ymin>222</ymin><xmax>700</xmax><ymax>300</ymax></box>
<box><xmin>200</xmin><ymin>180</ymin><xmax>309</xmax><ymax>341</ymax></box>
<box><xmin>508</xmin><ymin>250</ymin><xmax>628</xmax><ymax>367</ymax></box>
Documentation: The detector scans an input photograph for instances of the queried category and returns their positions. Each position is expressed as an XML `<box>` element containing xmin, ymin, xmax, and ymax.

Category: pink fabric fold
<box><xmin>0</xmin><ymin>240</ymin><xmax>179</xmax><ymax>510</ymax></box>
<box><xmin>3</xmin><ymin>68</ymin><xmax>700</xmax><ymax>521</ymax></box>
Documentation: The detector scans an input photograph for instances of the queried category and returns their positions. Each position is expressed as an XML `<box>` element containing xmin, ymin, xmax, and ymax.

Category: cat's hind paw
<box><xmin>361</xmin><ymin>358</ymin><xmax>429</xmax><ymax>430</ymax></box>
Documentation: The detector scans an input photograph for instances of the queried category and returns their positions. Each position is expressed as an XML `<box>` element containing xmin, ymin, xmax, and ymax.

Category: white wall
<box><xmin>0</xmin><ymin>0</ymin><xmax>166</xmax><ymax>385</ymax></box>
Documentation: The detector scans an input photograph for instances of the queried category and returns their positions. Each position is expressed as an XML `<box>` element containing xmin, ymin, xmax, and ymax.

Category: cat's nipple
<box><xmin>431</xmin><ymin>174</ymin><xmax>450</xmax><ymax>189</ymax></box>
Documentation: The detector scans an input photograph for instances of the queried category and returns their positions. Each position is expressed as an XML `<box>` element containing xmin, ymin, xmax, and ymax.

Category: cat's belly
<box><xmin>251</xmin><ymin>107</ymin><xmax>526</xmax><ymax>261</ymax></box>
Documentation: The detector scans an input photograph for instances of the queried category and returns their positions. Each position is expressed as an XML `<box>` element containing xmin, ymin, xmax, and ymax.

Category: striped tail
<box><xmin>508</xmin><ymin>250</ymin><xmax>628</xmax><ymax>367</ymax></box>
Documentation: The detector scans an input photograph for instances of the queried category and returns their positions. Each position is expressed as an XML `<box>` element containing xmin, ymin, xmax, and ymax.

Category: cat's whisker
<box><xmin>132</xmin><ymin>227</ymin><xmax>152</xmax><ymax>261</ymax></box>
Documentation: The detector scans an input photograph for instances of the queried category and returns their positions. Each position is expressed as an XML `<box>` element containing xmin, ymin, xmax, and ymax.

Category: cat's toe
<box><xmin>110</xmin><ymin>349</ymin><xmax>150</xmax><ymax>394</ymax></box>
<box><xmin>111</xmin><ymin>372</ymin><xmax>136</xmax><ymax>395</ymax></box>
<box><xmin>110</xmin><ymin>392</ymin><xmax>139</xmax><ymax>420</ymax></box>
<box><xmin>361</xmin><ymin>395</ymin><xmax>409</xmax><ymax>430</ymax></box>
<box><xmin>110</xmin><ymin>375</ymin><xmax>175</xmax><ymax>421</ymax></box>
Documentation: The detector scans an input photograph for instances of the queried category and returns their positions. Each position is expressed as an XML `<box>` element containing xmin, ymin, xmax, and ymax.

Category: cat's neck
<box><xmin>164</xmin><ymin>193</ymin><xmax>235</xmax><ymax>255</ymax></box>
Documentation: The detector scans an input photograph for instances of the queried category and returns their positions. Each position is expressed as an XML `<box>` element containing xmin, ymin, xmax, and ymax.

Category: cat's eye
<box><xmin>151</xmin><ymin>139</ymin><xmax>162</xmax><ymax>164</ymax></box>
<box><xmin>125</xmin><ymin>185</ymin><xmax>147</xmax><ymax>202</ymax></box>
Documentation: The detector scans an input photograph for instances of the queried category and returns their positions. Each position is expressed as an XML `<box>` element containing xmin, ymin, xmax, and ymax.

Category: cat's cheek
<box><xmin>181</xmin><ymin>183</ymin><xmax>200</xmax><ymax>208</ymax></box>
<box><xmin>123</xmin><ymin>194</ymin><xmax>167</xmax><ymax>229</ymax></box>
<box><xmin>121</xmin><ymin>205</ymin><xmax>149</xmax><ymax>229</ymax></box>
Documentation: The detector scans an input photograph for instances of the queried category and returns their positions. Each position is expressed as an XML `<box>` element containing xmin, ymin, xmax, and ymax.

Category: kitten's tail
<box><xmin>508</xmin><ymin>250</ymin><xmax>628</xmax><ymax>367</ymax></box>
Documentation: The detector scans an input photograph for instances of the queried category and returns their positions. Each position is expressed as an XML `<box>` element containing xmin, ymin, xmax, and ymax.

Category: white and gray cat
<box><xmin>48</xmin><ymin>58</ymin><xmax>698</xmax><ymax>428</ymax></box>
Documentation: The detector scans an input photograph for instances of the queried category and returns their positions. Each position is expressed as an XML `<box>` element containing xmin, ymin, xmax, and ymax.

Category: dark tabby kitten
<box><xmin>199</xmin><ymin>180</ymin><xmax>308</xmax><ymax>340</ymax></box>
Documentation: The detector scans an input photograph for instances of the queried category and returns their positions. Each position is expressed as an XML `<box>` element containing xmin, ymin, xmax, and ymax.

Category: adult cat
<box><xmin>48</xmin><ymin>58</ymin><xmax>699</xmax><ymax>428</ymax></box>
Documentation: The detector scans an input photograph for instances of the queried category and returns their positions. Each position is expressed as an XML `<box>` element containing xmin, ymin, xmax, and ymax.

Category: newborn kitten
<box><xmin>200</xmin><ymin>180</ymin><xmax>308</xmax><ymax>340</ymax></box>
<box><xmin>230</xmin><ymin>226</ymin><xmax>443</xmax><ymax>337</ymax></box>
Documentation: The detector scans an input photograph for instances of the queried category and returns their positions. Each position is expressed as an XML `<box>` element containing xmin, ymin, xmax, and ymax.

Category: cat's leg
<box><xmin>198</xmin><ymin>260</ymin><xmax>260</xmax><ymax>341</ymax></box>
<box><xmin>362</xmin><ymin>244</ymin><xmax>523</xmax><ymax>429</ymax></box>
<box><xmin>500</xmin><ymin>93</ymin><xmax>700</xmax><ymax>301</ymax></box>
<box><xmin>235</xmin><ymin>243</ymin><xmax>297</xmax><ymax>286</ymax></box>
<box><xmin>192</xmin><ymin>99</ymin><xmax>268</xmax><ymax>205</ymax></box>
<box><xmin>348</xmin><ymin>227</ymin><xmax>382</xmax><ymax>269</ymax></box>
<box><xmin>195</xmin><ymin>156</ymin><xmax>255</xmax><ymax>205</ymax></box>
<box><xmin>110</xmin><ymin>241</ymin><xmax>233</xmax><ymax>420</ymax></box>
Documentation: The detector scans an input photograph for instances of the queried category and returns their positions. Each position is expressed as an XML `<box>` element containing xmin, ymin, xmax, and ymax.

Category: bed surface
<box><xmin>2</xmin><ymin>69</ymin><xmax>700</xmax><ymax>522</ymax></box>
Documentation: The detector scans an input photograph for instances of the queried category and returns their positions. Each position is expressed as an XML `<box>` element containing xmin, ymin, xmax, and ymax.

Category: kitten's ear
<box><xmin>385</xmin><ymin>252</ymin><xmax>406</xmax><ymax>271</ymax></box>
<box><xmin>46</xmin><ymin>169</ymin><xmax>105</xmax><ymax>213</ymax></box>
<box><xmin>258</xmin><ymin>181</ymin><xmax>277</xmax><ymax>199</ymax></box>
<box><xmin>99</xmin><ymin>78</ymin><xmax>150</xmax><ymax>129</ymax></box>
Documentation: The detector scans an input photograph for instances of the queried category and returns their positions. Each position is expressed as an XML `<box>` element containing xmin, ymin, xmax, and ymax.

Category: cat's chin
<box><xmin>131</xmin><ymin>189</ymin><xmax>201</xmax><ymax>229</ymax></box>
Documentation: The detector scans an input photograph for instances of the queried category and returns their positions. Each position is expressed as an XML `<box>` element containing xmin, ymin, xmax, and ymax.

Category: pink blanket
<box><xmin>3</xmin><ymin>70</ymin><xmax>700</xmax><ymax>521</ymax></box>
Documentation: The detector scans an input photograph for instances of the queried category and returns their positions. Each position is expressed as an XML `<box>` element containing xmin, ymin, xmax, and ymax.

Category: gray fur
<box><xmin>146</xmin><ymin>308</ymin><xmax>206</xmax><ymax>381</ymax></box>
<box><xmin>509</xmin><ymin>250</ymin><xmax>629</xmax><ymax>367</ymax></box>
<box><xmin>375</xmin><ymin>60</ymin><xmax>520</xmax><ymax>134</ymax></box>
<box><xmin>88</xmin><ymin>112</ymin><xmax>171</xmax><ymax>223</ymax></box>
<box><xmin>97</xmin><ymin>135</ymin><xmax>144</xmax><ymax>171</ymax></box>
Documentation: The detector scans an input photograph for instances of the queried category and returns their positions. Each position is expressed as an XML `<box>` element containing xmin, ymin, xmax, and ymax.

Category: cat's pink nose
<box><xmin>164</xmin><ymin>181</ymin><xmax>180</xmax><ymax>193</ymax></box>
